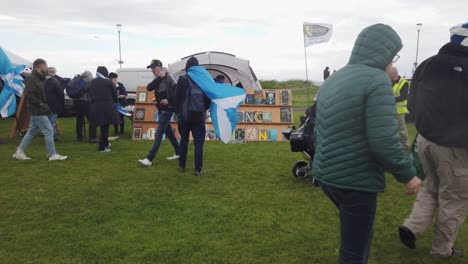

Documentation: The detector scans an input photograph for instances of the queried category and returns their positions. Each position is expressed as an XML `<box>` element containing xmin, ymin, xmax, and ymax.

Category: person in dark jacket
<box><xmin>312</xmin><ymin>24</ymin><xmax>420</xmax><ymax>263</ymax></box>
<box><xmin>138</xmin><ymin>59</ymin><xmax>180</xmax><ymax>167</ymax></box>
<box><xmin>109</xmin><ymin>72</ymin><xmax>127</xmax><ymax>134</ymax></box>
<box><xmin>89</xmin><ymin>66</ymin><xmax>120</xmax><ymax>152</ymax></box>
<box><xmin>323</xmin><ymin>66</ymin><xmax>330</xmax><ymax>80</ymax></box>
<box><xmin>12</xmin><ymin>59</ymin><xmax>67</xmax><ymax>161</ymax></box>
<box><xmin>44</xmin><ymin>67</ymin><xmax>64</xmax><ymax>141</ymax></box>
<box><xmin>399</xmin><ymin>23</ymin><xmax>468</xmax><ymax>258</ymax></box>
<box><xmin>174</xmin><ymin>57</ymin><xmax>211</xmax><ymax>175</ymax></box>
<box><xmin>73</xmin><ymin>70</ymin><xmax>97</xmax><ymax>143</ymax></box>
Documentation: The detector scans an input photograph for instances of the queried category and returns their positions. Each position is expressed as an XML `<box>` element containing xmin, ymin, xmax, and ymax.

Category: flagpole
<box><xmin>303</xmin><ymin>26</ymin><xmax>311</xmax><ymax>107</ymax></box>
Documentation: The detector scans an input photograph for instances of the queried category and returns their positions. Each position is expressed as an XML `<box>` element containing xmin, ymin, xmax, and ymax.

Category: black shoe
<box><xmin>179</xmin><ymin>167</ymin><xmax>187</xmax><ymax>173</ymax></box>
<box><xmin>399</xmin><ymin>226</ymin><xmax>416</xmax><ymax>249</ymax></box>
<box><xmin>89</xmin><ymin>138</ymin><xmax>99</xmax><ymax>143</ymax></box>
<box><xmin>451</xmin><ymin>248</ymin><xmax>464</xmax><ymax>257</ymax></box>
<box><xmin>77</xmin><ymin>138</ymin><xmax>83</xmax><ymax>142</ymax></box>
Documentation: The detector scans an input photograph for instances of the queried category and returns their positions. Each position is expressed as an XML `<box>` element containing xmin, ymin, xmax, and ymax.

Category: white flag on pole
<box><xmin>303</xmin><ymin>23</ymin><xmax>333</xmax><ymax>47</ymax></box>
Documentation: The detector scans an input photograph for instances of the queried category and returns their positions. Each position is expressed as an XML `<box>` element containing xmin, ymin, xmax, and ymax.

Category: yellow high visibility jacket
<box><xmin>393</xmin><ymin>78</ymin><xmax>409</xmax><ymax>114</ymax></box>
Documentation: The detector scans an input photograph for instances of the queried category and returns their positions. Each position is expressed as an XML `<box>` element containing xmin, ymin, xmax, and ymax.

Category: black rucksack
<box><xmin>182</xmin><ymin>76</ymin><xmax>206</xmax><ymax>123</ymax></box>
<box><xmin>66</xmin><ymin>74</ymin><xmax>86</xmax><ymax>99</ymax></box>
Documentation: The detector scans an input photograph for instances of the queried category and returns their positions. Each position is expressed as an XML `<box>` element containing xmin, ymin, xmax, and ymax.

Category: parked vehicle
<box><xmin>114</xmin><ymin>68</ymin><xmax>154</xmax><ymax>106</ymax></box>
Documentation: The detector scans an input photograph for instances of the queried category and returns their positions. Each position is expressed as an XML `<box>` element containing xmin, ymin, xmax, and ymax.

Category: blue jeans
<box><xmin>178</xmin><ymin>116</ymin><xmax>206</xmax><ymax>171</ymax></box>
<box><xmin>18</xmin><ymin>115</ymin><xmax>56</xmax><ymax>156</ymax></box>
<box><xmin>48</xmin><ymin>112</ymin><xmax>58</xmax><ymax>136</ymax></box>
<box><xmin>146</xmin><ymin>110</ymin><xmax>179</xmax><ymax>161</ymax></box>
<box><xmin>320</xmin><ymin>183</ymin><xmax>377</xmax><ymax>264</ymax></box>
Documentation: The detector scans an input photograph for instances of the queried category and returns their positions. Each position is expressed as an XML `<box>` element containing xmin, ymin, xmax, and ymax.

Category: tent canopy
<box><xmin>168</xmin><ymin>51</ymin><xmax>262</xmax><ymax>89</ymax></box>
<box><xmin>2</xmin><ymin>48</ymin><xmax>32</xmax><ymax>68</ymax></box>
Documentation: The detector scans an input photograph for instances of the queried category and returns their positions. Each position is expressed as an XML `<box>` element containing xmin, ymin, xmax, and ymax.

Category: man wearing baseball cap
<box><xmin>138</xmin><ymin>59</ymin><xmax>180</xmax><ymax>167</ymax></box>
<box><xmin>399</xmin><ymin>22</ymin><xmax>468</xmax><ymax>257</ymax></box>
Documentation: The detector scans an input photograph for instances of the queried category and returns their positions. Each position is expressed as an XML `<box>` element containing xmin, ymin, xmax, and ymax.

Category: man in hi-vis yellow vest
<box><xmin>387</xmin><ymin>67</ymin><xmax>410</xmax><ymax>150</ymax></box>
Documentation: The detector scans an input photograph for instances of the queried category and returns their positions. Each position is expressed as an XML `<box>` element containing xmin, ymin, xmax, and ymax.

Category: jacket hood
<box><xmin>185</xmin><ymin>57</ymin><xmax>199</xmax><ymax>72</ymax></box>
<box><xmin>96</xmin><ymin>66</ymin><xmax>109</xmax><ymax>77</ymax></box>
<box><xmin>348</xmin><ymin>24</ymin><xmax>402</xmax><ymax>70</ymax></box>
<box><xmin>439</xmin><ymin>42</ymin><xmax>468</xmax><ymax>57</ymax></box>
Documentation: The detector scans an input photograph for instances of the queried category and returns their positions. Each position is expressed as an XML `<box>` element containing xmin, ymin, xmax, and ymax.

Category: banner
<box><xmin>303</xmin><ymin>23</ymin><xmax>333</xmax><ymax>47</ymax></box>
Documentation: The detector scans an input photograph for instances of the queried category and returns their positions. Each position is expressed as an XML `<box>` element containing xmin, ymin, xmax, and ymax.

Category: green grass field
<box><xmin>0</xmin><ymin>113</ymin><xmax>466</xmax><ymax>263</ymax></box>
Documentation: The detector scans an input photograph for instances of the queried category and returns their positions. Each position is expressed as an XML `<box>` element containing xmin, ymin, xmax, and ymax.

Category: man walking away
<box><xmin>312</xmin><ymin>24</ymin><xmax>420</xmax><ymax>263</ymax></box>
<box><xmin>138</xmin><ymin>59</ymin><xmax>180</xmax><ymax>166</ymax></box>
<box><xmin>12</xmin><ymin>59</ymin><xmax>68</xmax><ymax>161</ymax></box>
<box><xmin>386</xmin><ymin>66</ymin><xmax>410</xmax><ymax>150</ymax></box>
<box><xmin>399</xmin><ymin>22</ymin><xmax>468</xmax><ymax>258</ymax></box>
<box><xmin>44</xmin><ymin>66</ymin><xmax>64</xmax><ymax>141</ymax></box>
<box><xmin>174</xmin><ymin>57</ymin><xmax>211</xmax><ymax>176</ymax></box>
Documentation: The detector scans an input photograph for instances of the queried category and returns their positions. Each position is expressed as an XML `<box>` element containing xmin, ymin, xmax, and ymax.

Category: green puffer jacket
<box><xmin>312</xmin><ymin>24</ymin><xmax>416</xmax><ymax>192</ymax></box>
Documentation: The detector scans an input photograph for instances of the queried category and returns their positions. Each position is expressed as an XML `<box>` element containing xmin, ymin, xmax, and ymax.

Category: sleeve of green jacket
<box><xmin>365</xmin><ymin>76</ymin><xmax>416</xmax><ymax>183</ymax></box>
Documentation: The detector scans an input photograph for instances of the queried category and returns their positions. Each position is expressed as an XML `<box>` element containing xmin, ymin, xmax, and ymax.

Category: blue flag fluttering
<box><xmin>187</xmin><ymin>66</ymin><xmax>246</xmax><ymax>144</ymax></box>
<box><xmin>115</xmin><ymin>102</ymin><xmax>131</xmax><ymax>117</ymax></box>
<box><xmin>0</xmin><ymin>47</ymin><xmax>25</xmax><ymax>118</ymax></box>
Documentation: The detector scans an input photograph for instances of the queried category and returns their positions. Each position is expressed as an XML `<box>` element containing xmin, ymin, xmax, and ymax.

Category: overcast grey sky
<box><xmin>0</xmin><ymin>0</ymin><xmax>466</xmax><ymax>82</ymax></box>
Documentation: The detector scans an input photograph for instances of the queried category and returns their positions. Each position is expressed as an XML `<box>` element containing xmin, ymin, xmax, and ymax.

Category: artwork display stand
<box><xmin>131</xmin><ymin>87</ymin><xmax>293</xmax><ymax>142</ymax></box>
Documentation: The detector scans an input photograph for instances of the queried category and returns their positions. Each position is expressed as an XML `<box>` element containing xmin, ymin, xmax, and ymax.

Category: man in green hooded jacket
<box><xmin>312</xmin><ymin>24</ymin><xmax>421</xmax><ymax>263</ymax></box>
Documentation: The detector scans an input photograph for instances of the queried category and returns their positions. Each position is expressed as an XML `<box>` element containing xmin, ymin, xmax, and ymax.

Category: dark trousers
<box><xmin>178</xmin><ymin>116</ymin><xmax>206</xmax><ymax>171</ymax></box>
<box><xmin>74</xmin><ymin>100</ymin><xmax>97</xmax><ymax>140</ymax></box>
<box><xmin>98</xmin><ymin>125</ymin><xmax>110</xmax><ymax>151</ymax></box>
<box><xmin>146</xmin><ymin>110</ymin><xmax>179</xmax><ymax>161</ymax></box>
<box><xmin>320</xmin><ymin>183</ymin><xmax>377</xmax><ymax>264</ymax></box>
<box><xmin>113</xmin><ymin>114</ymin><xmax>125</xmax><ymax>133</ymax></box>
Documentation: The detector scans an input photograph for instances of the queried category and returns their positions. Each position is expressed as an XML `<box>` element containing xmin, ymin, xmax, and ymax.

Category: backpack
<box><xmin>66</xmin><ymin>74</ymin><xmax>86</xmax><ymax>99</ymax></box>
<box><xmin>182</xmin><ymin>76</ymin><xmax>206</xmax><ymax>123</ymax></box>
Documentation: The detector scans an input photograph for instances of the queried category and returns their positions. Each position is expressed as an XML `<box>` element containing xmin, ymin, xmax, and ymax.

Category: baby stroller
<box><xmin>282</xmin><ymin>104</ymin><xmax>319</xmax><ymax>186</ymax></box>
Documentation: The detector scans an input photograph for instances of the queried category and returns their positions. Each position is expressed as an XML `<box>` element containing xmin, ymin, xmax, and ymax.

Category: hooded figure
<box><xmin>89</xmin><ymin>66</ymin><xmax>120</xmax><ymax>151</ymax></box>
<box><xmin>312</xmin><ymin>24</ymin><xmax>419</xmax><ymax>263</ymax></box>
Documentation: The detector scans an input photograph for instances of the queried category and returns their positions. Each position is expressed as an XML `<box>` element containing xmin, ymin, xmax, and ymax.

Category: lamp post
<box><xmin>414</xmin><ymin>23</ymin><xmax>423</xmax><ymax>69</ymax></box>
<box><xmin>116</xmin><ymin>24</ymin><xmax>123</xmax><ymax>68</ymax></box>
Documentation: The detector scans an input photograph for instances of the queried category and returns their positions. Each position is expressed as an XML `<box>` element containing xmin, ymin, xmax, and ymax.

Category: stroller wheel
<box><xmin>292</xmin><ymin>160</ymin><xmax>309</xmax><ymax>178</ymax></box>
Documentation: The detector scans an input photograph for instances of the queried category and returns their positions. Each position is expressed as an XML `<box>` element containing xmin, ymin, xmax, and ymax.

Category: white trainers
<box><xmin>166</xmin><ymin>154</ymin><xmax>180</xmax><ymax>160</ymax></box>
<box><xmin>49</xmin><ymin>153</ymin><xmax>68</xmax><ymax>161</ymax></box>
<box><xmin>99</xmin><ymin>148</ymin><xmax>111</xmax><ymax>153</ymax></box>
<box><xmin>138</xmin><ymin>158</ymin><xmax>152</xmax><ymax>166</ymax></box>
<box><xmin>12</xmin><ymin>150</ymin><xmax>31</xmax><ymax>160</ymax></box>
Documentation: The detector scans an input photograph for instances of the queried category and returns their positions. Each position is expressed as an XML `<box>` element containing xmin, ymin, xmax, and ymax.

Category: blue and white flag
<box><xmin>0</xmin><ymin>47</ymin><xmax>25</xmax><ymax>118</ymax></box>
<box><xmin>188</xmin><ymin>66</ymin><xmax>246</xmax><ymax>144</ymax></box>
<box><xmin>115</xmin><ymin>102</ymin><xmax>131</xmax><ymax>117</ymax></box>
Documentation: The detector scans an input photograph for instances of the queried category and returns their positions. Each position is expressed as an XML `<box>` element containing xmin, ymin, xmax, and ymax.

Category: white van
<box><xmin>115</xmin><ymin>68</ymin><xmax>154</xmax><ymax>105</ymax></box>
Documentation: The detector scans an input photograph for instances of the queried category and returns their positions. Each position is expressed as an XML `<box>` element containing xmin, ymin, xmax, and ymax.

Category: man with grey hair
<box><xmin>386</xmin><ymin>66</ymin><xmax>410</xmax><ymax>150</ymax></box>
<box><xmin>44</xmin><ymin>66</ymin><xmax>64</xmax><ymax>141</ymax></box>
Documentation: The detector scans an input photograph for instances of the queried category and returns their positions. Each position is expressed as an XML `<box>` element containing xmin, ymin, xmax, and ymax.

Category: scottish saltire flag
<box><xmin>188</xmin><ymin>66</ymin><xmax>246</xmax><ymax>144</ymax></box>
<box><xmin>115</xmin><ymin>102</ymin><xmax>131</xmax><ymax>117</ymax></box>
<box><xmin>0</xmin><ymin>47</ymin><xmax>25</xmax><ymax>118</ymax></box>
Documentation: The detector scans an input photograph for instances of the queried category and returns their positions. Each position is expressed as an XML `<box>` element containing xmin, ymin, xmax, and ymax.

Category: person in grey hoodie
<box><xmin>73</xmin><ymin>70</ymin><xmax>97</xmax><ymax>142</ymax></box>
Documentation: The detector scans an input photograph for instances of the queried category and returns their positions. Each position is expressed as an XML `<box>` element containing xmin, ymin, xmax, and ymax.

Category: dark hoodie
<box><xmin>174</xmin><ymin>57</ymin><xmax>210</xmax><ymax>115</ymax></box>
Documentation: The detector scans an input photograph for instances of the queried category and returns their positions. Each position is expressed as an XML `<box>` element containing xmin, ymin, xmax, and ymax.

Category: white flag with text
<box><xmin>303</xmin><ymin>23</ymin><xmax>333</xmax><ymax>47</ymax></box>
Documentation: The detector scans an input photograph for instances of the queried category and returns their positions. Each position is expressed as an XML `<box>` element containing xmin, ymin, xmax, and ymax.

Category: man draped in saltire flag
<box><xmin>187</xmin><ymin>66</ymin><xmax>246</xmax><ymax>143</ymax></box>
<box><xmin>0</xmin><ymin>47</ymin><xmax>26</xmax><ymax>118</ymax></box>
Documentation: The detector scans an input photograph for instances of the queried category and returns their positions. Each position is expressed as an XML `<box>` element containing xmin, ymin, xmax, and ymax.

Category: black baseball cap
<box><xmin>147</xmin><ymin>59</ymin><xmax>163</xmax><ymax>69</ymax></box>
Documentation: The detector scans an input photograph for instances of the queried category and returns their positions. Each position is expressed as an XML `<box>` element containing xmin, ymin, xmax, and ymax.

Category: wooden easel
<box><xmin>9</xmin><ymin>94</ymin><xmax>63</xmax><ymax>139</ymax></box>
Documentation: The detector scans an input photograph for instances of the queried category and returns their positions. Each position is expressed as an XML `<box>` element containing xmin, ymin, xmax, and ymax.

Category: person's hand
<box><xmin>405</xmin><ymin>177</ymin><xmax>421</xmax><ymax>195</ymax></box>
<box><xmin>160</xmin><ymin>99</ymin><xmax>168</xmax><ymax>105</ymax></box>
<box><xmin>159</xmin><ymin>71</ymin><xmax>167</xmax><ymax>78</ymax></box>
